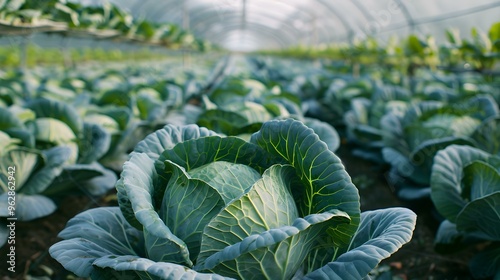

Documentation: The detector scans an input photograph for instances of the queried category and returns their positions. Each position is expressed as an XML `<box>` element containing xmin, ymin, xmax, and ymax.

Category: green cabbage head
<box><xmin>50</xmin><ymin>119</ymin><xmax>416</xmax><ymax>279</ymax></box>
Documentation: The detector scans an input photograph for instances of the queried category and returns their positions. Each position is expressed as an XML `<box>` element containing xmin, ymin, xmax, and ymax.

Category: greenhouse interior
<box><xmin>0</xmin><ymin>0</ymin><xmax>499</xmax><ymax>279</ymax></box>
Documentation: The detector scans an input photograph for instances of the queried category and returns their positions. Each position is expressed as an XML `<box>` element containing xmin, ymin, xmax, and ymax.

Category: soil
<box><xmin>0</xmin><ymin>144</ymin><xmax>480</xmax><ymax>280</ymax></box>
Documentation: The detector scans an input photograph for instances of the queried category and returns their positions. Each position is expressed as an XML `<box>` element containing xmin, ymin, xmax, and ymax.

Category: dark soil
<box><xmin>0</xmin><ymin>144</ymin><xmax>479</xmax><ymax>280</ymax></box>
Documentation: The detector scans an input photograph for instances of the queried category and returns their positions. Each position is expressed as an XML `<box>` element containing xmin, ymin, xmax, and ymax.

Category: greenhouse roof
<box><xmin>37</xmin><ymin>0</ymin><xmax>500</xmax><ymax>51</ymax></box>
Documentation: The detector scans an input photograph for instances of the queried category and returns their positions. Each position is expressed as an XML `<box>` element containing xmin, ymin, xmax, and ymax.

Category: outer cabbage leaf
<box><xmin>29</xmin><ymin>118</ymin><xmax>78</xmax><ymax>163</ymax></box>
<box><xmin>57</xmin><ymin>207</ymin><xmax>145</xmax><ymax>256</ymax></box>
<box><xmin>3</xmin><ymin>127</ymin><xmax>34</xmax><ymax>148</ymax></box>
<box><xmin>351</xmin><ymin>125</ymin><xmax>384</xmax><ymax>147</ymax></box>
<box><xmin>118</xmin><ymin>152</ymin><xmax>191</xmax><ymax>265</ymax></box>
<box><xmin>380</xmin><ymin>113</ymin><xmax>408</xmax><ymax>157</ymax></box>
<box><xmin>136</xmin><ymin>92</ymin><xmax>166</xmax><ymax>122</ymax></box>
<box><xmin>433</xmin><ymin>220</ymin><xmax>475</xmax><ymax>253</ymax></box>
<box><xmin>78</xmin><ymin>122</ymin><xmax>111</xmax><ymax>164</ymax></box>
<box><xmin>262</xmin><ymin>101</ymin><xmax>292</xmax><ymax>119</ymax></box>
<box><xmin>406</xmin><ymin>137</ymin><xmax>476</xmax><ymax>185</ymax></box>
<box><xmin>433</xmin><ymin>219</ymin><xmax>491</xmax><ymax>254</ymax></box>
<box><xmin>303</xmin><ymin>208</ymin><xmax>416</xmax><ymax>279</ymax></box>
<box><xmin>49</xmin><ymin>238</ymin><xmax>114</xmax><ymax>278</ymax></box>
<box><xmin>264</xmin><ymin>97</ymin><xmax>301</xmax><ymax>116</ymax></box>
<box><xmin>133</xmin><ymin>124</ymin><xmax>217</xmax><ymax>161</ymax></box>
<box><xmin>0</xmin><ymin>148</ymin><xmax>41</xmax><ymax>192</ymax></box>
<box><xmin>0</xmin><ymin>193</ymin><xmax>56</xmax><ymax>221</ymax></box>
<box><xmin>0</xmin><ymin>146</ymin><xmax>72</xmax><ymax>213</ymax></box>
<box><xmin>463</xmin><ymin>161</ymin><xmax>500</xmax><ymax>200</ymax></box>
<box><xmin>344</xmin><ymin>98</ymin><xmax>386</xmax><ymax>146</ymax></box>
<box><xmin>0</xmin><ymin>106</ymin><xmax>24</xmax><ymax>130</ymax></box>
<box><xmin>165</xmin><ymin>104</ymin><xmax>204</xmax><ymax>127</ymax></box>
<box><xmin>0</xmin><ymin>131</ymin><xmax>22</xmax><ymax>157</ymax></box>
<box><xmin>82</xmin><ymin>164</ymin><xmax>119</xmax><ymax>196</ymax></box>
<box><xmin>49</xmin><ymin>207</ymin><xmax>144</xmax><ymax>278</ymax></box>
<box><xmin>161</xmin><ymin>135</ymin><xmax>277</xmax><ymax>175</ymax></box>
<box><xmin>92</xmin><ymin>255</ymin><xmax>233</xmax><ymax>280</ymax></box>
<box><xmin>472</xmin><ymin>116</ymin><xmax>500</xmax><ymax>156</ymax></box>
<box><xmin>0</xmin><ymin>107</ymin><xmax>34</xmax><ymax>147</ymax></box>
<box><xmin>224</xmin><ymin>101</ymin><xmax>273</xmax><ymax>125</ymax></box>
<box><xmin>84</xmin><ymin>114</ymin><xmax>121</xmax><ymax>135</ymax></box>
<box><xmin>465</xmin><ymin>95</ymin><xmax>499</xmax><ymax>120</ymax></box>
<box><xmin>26</xmin><ymin>98</ymin><xmax>83</xmax><ymax>136</ymax></box>
<box><xmin>456</xmin><ymin>192</ymin><xmax>500</xmax><ymax>241</ymax></box>
<box><xmin>20</xmin><ymin>146</ymin><xmax>72</xmax><ymax>195</ymax></box>
<box><xmin>43</xmin><ymin>162</ymin><xmax>116</xmax><ymax>196</ymax></box>
<box><xmin>382</xmin><ymin>148</ymin><xmax>410</xmax><ymax>178</ymax></box>
<box><xmin>30</xmin><ymin>118</ymin><xmax>77</xmax><ymax>146</ymax></box>
<box><xmin>99</xmin><ymin>107</ymin><xmax>131</xmax><ymax>131</ymax></box>
<box><xmin>98</xmin><ymin>89</ymin><xmax>133</xmax><ymax>109</ymax></box>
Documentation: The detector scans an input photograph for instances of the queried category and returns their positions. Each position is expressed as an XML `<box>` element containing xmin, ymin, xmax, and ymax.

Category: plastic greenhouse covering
<box><xmin>1</xmin><ymin>0</ymin><xmax>500</xmax><ymax>279</ymax></box>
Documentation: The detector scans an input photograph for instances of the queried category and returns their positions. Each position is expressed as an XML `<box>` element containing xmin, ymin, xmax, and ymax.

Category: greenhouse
<box><xmin>0</xmin><ymin>0</ymin><xmax>499</xmax><ymax>279</ymax></box>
